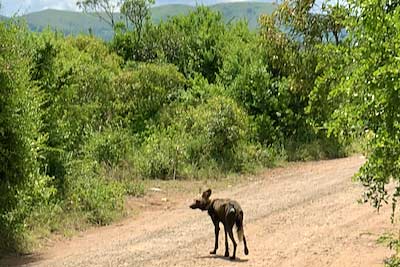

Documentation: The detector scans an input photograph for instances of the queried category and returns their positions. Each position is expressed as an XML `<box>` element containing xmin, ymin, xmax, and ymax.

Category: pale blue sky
<box><xmin>0</xmin><ymin>0</ymin><xmax>273</xmax><ymax>16</ymax></box>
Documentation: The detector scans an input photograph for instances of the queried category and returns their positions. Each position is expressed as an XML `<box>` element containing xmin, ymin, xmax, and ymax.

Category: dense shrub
<box><xmin>131</xmin><ymin>93</ymin><xmax>276</xmax><ymax>179</ymax></box>
<box><xmin>0</xmin><ymin>22</ymin><xmax>56</xmax><ymax>251</ymax></box>
<box><xmin>113</xmin><ymin>7</ymin><xmax>227</xmax><ymax>83</ymax></box>
<box><xmin>111</xmin><ymin>23</ymin><xmax>160</xmax><ymax>62</ymax></box>
<box><xmin>112</xmin><ymin>63</ymin><xmax>186</xmax><ymax>133</ymax></box>
<box><xmin>187</xmin><ymin>96</ymin><xmax>249</xmax><ymax>161</ymax></box>
<box><xmin>82</xmin><ymin>128</ymin><xmax>132</xmax><ymax>167</ymax></box>
<box><xmin>64</xmin><ymin>160</ymin><xmax>125</xmax><ymax>225</ymax></box>
<box><xmin>32</xmin><ymin>33</ymin><xmax>123</xmax><ymax>185</ymax></box>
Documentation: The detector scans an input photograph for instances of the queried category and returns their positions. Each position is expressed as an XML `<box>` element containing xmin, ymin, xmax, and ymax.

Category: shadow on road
<box><xmin>197</xmin><ymin>254</ymin><xmax>249</xmax><ymax>263</ymax></box>
<box><xmin>0</xmin><ymin>252</ymin><xmax>44</xmax><ymax>267</ymax></box>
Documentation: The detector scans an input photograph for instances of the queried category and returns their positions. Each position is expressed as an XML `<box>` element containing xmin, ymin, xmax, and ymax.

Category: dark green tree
<box><xmin>157</xmin><ymin>7</ymin><xmax>226</xmax><ymax>83</ymax></box>
<box><xmin>323</xmin><ymin>0</ymin><xmax>400</xmax><ymax>264</ymax></box>
<box><xmin>0</xmin><ymin>23</ymin><xmax>55</xmax><ymax>252</ymax></box>
<box><xmin>120</xmin><ymin>0</ymin><xmax>155</xmax><ymax>43</ymax></box>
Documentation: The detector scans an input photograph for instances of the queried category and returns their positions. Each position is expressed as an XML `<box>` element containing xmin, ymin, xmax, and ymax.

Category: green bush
<box><xmin>284</xmin><ymin>135</ymin><xmax>346</xmax><ymax>161</ymax></box>
<box><xmin>0</xmin><ymin>22</ymin><xmax>57</xmax><ymax>252</ymax></box>
<box><xmin>152</xmin><ymin>6</ymin><xmax>226</xmax><ymax>83</ymax></box>
<box><xmin>112</xmin><ymin>63</ymin><xmax>186</xmax><ymax>133</ymax></box>
<box><xmin>233</xmin><ymin>143</ymin><xmax>284</xmax><ymax>172</ymax></box>
<box><xmin>83</xmin><ymin>128</ymin><xmax>132</xmax><ymax>167</ymax></box>
<box><xmin>189</xmin><ymin>96</ymin><xmax>249</xmax><ymax>161</ymax></box>
<box><xmin>123</xmin><ymin>180</ymin><xmax>145</xmax><ymax>197</ymax></box>
<box><xmin>132</xmin><ymin>94</ymin><xmax>254</xmax><ymax>179</ymax></box>
<box><xmin>64</xmin><ymin>160</ymin><xmax>125</xmax><ymax>225</ymax></box>
<box><xmin>219</xmin><ymin>34</ymin><xmax>295</xmax><ymax>145</ymax></box>
<box><xmin>32</xmin><ymin>32</ymin><xmax>123</xmax><ymax>183</ymax></box>
<box><xmin>133</xmin><ymin>129</ymin><xmax>183</xmax><ymax>179</ymax></box>
<box><xmin>111</xmin><ymin>23</ymin><xmax>160</xmax><ymax>62</ymax></box>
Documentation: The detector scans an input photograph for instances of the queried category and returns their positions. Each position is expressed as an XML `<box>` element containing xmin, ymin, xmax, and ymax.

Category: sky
<box><xmin>0</xmin><ymin>0</ymin><xmax>273</xmax><ymax>16</ymax></box>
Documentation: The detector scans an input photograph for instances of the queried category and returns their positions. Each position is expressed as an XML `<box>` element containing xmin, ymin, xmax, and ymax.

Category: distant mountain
<box><xmin>23</xmin><ymin>9</ymin><xmax>116</xmax><ymax>40</ymax></box>
<box><xmin>2</xmin><ymin>2</ymin><xmax>276</xmax><ymax>40</ymax></box>
<box><xmin>151</xmin><ymin>4</ymin><xmax>194</xmax><ymax>24</ymax></box>
<box><xmin>213</xmin><ymin>2</ymin><xmax>275</xmax><ymax>28</ymax></box>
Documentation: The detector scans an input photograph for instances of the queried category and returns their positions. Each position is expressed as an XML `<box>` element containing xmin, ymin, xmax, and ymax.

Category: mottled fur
<box><xmin>190</xmin><ymin>189</ymin><xmax>249</xmax><ymax>260</ymax></box>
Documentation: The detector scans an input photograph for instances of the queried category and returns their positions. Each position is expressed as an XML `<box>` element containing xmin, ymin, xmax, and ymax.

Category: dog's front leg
<box><xmin>210</xmin><ymin>221</ymin><xmax>219</xmax><ymax>254</ymax></box>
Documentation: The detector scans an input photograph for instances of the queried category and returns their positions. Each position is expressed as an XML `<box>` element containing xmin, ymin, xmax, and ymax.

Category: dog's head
<box><xmin>190</xmin><ymin>189</ymin><xmax>212</xmax><ymax>211</ymax></box>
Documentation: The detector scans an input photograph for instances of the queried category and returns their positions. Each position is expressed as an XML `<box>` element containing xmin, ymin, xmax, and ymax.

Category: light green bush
<box><xmin>83</xmin><ymin>128</ymin><xmax>132</xmax><ymax>167</ymax></box>
<box><xmin>64</xmin><ymin>160</ymin><xmax>125</xmax><ymax>225</ymax></box>
<box><xmin>0</xmin><ymin>22</ymin><xmax>57</xmax><ymax>252</ymax></box>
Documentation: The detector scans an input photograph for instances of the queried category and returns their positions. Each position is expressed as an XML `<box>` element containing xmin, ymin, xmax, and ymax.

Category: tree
<box><xmin>77</xmin><ymin>0</ymin><xmax>121</xmax><ymax>29</ymax></box>
<box><xmin>120</xmin><ymin>0</ymin><xmax>154</xmax><ymax>43</ymax></box>
<box><xmin>0</xmin><ymin>22</ymin><xmax>54</xmax><ymax>251</ymax></box>
<box><xmin>156</xmin><ymin>7</ymin><xmax>226</xmax><ymax>83</ymax></box>
<box><xmin>326</xmin><ymin>0</ymin><xmax>400</xmax><ymax>264</ymax></box>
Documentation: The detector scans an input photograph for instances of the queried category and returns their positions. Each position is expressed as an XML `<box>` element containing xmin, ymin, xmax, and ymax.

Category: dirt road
<box><xmin>5</xmin><ymin>156</ymin><xmax>396</xmax><ymax>267</ymax></box>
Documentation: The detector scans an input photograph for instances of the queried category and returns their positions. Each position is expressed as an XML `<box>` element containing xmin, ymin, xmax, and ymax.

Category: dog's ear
<box><xmin>202</xmin><ymin>189</ymin><xmax>212</xmax><ymax>199</ymax></box>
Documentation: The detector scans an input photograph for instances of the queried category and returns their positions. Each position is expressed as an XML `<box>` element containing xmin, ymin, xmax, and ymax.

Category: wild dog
<box><xmin>190</xmin><ymin>189</ymin><xmax>249</xmax><ymax>260</ymax></box>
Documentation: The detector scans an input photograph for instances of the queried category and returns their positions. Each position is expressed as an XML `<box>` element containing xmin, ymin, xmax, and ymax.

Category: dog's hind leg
<box><xmin>227</xmin><ymin>227</ymin><xmax>237</xmax><ymax>260</ymax></box>
<box><xmin>243</xmin><ymin>235</ymin><xmax>249</xmax><ymax>255</ymax></box>
<box><xmin>224</xmin><ymin>225</ymin><xmax>229</xmax><ymax>257</ymax></box>
<box><xmin>236</xmin><ymin>211</ymin><xmax>249</xmax><ymax>255</ymax></box>
<box><xmin>210</xmin><ymin>220</ymin><xmax>219</xmax><ymax>254</ymax></box>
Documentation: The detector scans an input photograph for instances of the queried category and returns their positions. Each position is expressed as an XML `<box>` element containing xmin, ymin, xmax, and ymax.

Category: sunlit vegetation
<box><xmin>1</xmin><ymin>0</ymin><xmax>399</xmax><ymax>262</ymax></box>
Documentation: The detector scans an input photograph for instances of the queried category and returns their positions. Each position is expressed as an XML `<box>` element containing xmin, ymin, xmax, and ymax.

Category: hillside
<box><xmin>151</xmin><ymin>4</ymin><xmax>194</xmax><ymax>23</ymax></box>
<box><xmin>12</xmin><ymin>2</ymin><xmax>275</xmax><ymax>40</ymax></box>
<box><xmin>213</xmin><ymin>2</ymin><xmax>275</xmax><ymax>28</ymax></box>
<box><xmin>24</xmin><ymin>9</ymin><xmax>115</xmax><ymax>39</ymax></box>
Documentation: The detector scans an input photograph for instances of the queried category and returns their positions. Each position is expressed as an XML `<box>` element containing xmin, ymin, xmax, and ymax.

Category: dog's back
<box><xmin>209</xmin><ymin>199</ymin><xmax>242</xmax><ymax>223</ymax></box>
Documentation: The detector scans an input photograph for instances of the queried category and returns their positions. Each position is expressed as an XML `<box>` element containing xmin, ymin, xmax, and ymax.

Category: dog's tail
<box><xmin>236</xmin><ymin>210</ymin><xmax>244</xmax><ymax>242</ymax></box>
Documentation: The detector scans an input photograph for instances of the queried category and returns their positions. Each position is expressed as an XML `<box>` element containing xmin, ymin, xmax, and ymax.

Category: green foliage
<box><xmin>220</xmin><ymin>40</ymin><xmax>292</xmax><ymax>144</ymax></box>
<box><xmin>83</xmin><ymin>128</ymin><xmax>132</xmax><ymax>167</ymax></box>
<box><xmin>255</xmin><ymin>1</ymin><xmax>350</xmax><ymax>159</ymax></box>
<box><xmin>121</xmin><ymin>0</ymin><xmax>155</xmax><ymax>37</ymax></box>
<box><xmin>112</xmin><ymin>63</ymin><xmax>186</xmax><ymax>133</ymax></box>
<box><xmin>64</xmin><ymin>160</ymin><xmax>125</xmax><ymax>225</ymax></box>
<box><xmin>189</xmin><ymin>96</ymin><xmax>249</xmax><ymax>161</ymax></box>
<box><xmin>113</xmin><ymin>0</ymin><xmax>157</xmax><ymax>62</ymax></box>
<box><xmin>314</xmin><ymin>0</ymin><xmax>400</xmax><ymax>261</ymax></box>
<box><xmin>123</xmin><ymin>180</ymin><xmax>145</xmax><ymax>197</ymax></box>
<box><xmin>0</xmin><ymin>22</ymin><xmax>56</xmax><ymax>251</ymax></box>
<box><xmin>378</xmin><ymin>233</ymin><xmax>400</xmax><ymax>267</ymax></box>
<box><xmin>306</xmin><ymin>43</ymin><xmax>350</xmax><ymax>131</ymax></box>
<box><xmin>154</xmin><ymin>6</ymin><xmax>227</xmax><ymax>83</ymax></box>
<box><xmin>133</xmin><ymin>128</ymin><xmax>183</xmax><ymax>179</ymax></box>
<box><xmin>131</xmin><ymin>89</ymin><xmax>275</xmax><ymax>179</ymax></box>
<box><xmin>33</xmin><ymin>33</ymin><xmax>122</xmax><ymax>179</ymax></box>
<box><xmin>327</xmin><ymin>0</ymin><xmax>400</xmax><ymax>210</ymax></box>
<box><xmin>284</xmin><ymin>136</ymin><xmax>346</xmax><ymax>161</ymax></box>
